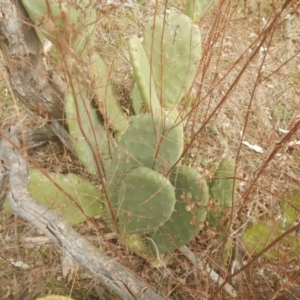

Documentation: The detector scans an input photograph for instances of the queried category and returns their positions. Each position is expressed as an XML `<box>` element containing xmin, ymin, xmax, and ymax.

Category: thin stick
<box><xmin>179</xmin><ymin>246</ymin><xmax>237</xmax><ymax>298</ymax></box>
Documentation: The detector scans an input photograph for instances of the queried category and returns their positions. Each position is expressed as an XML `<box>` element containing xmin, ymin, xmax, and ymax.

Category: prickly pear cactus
<box><xmin>21</xmin><ymin>0</ymin><xmax>96</xmax><ymax>56</ymax></box>
<box><xmin>90</xmin><ymin>53</ymin><xmax>129</xmax><ymax>133</ymax></box>
<box><xmin>20</xmin><ymin>1</ymin><xmax>214</xmax><ymax>259</ymax></box>
<box><xmin>142</xmin><ymin>13</ymin><xmax>201</xmax><ymax>108</ymax></box>
<box><xmin>207</xmin><ymin>157</ymin><xmax>236</xmax><ymax>228</ymax></box>
<box><xmin>113</xmin><ymin>113</ymin><xmax>183</xmax><ymax>173</ymax></box>
<box><xmin>243</xmin><ymin>189</ymin><xmax>300</xmax><ymax>259</ymax></box>
<box><xmin>106</xmin><ymin>113</ymin><xmax>184</xmax><ymax>216</ymax></box>
<box><xmin>185</xmin><ymin>0</ymin><xmax>217</xmax><ymax>22</ymax></box>
<box><xmin>4</xmin><ymin>169</ymin><xmax>104</xmax><ymax>225</ymax></box>
<box><xmin>117</xmin><ymin>167</ymin><xmax>176</xmax><ymax>235</ymax></box>
<box><xmin>206</xmin><ymin>157</ymin><xmax>236</xmax><ymax>269</ymax></box>
<box><xmin>65</xmin><ymin>85</ymin><xmax>114</xmax><ymax>175</ymax></box>
<box><xmin>128</xmin><ymin>35</ymin><xmax>161</xmax><ymax>114</ymax></box>
<box><xmin>280</xmin><ymin>189</ymin><xmax>300</xmax><ymax>229</ymax></box>
<box><xmin>150</xmin><ymin>165</ymin><xmax>209</xmax><ymax>254</ymax></box>
<box><xmin>131</xmin><ymin>83</ymin><xmax>143</xmax><ymax>115</ymax></box>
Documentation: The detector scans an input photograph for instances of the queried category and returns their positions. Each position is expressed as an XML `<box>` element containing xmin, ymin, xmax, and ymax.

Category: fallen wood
<box><xmin>0</xmin><ymin>125</ymin><xmax>166</xmax><ymax>300</ymax></box>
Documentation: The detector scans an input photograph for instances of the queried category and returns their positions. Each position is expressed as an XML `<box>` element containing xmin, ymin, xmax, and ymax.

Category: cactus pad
<box><xmin>128</xmin><ymin>35</ymin><xmax>161</xmax><ymax>113</ymax></box>
<box><xmin>65</xmin><ymin>86</ymin><xmax>114</xmax><ymax>175</ymax></box>
<box><xmin>115</xmin><ymin>113</ymin><xmax>183</xmax><ymax>173</ymax></box>
<box><xmin>131</xmin><ymin>83</ymin><xmax>143</xmax><ymax>115</ymax></box>
<box><xmin>117</xmin><ymin>167</ymin><xmax>176</xmax><ymax>235</ymax></box>
<box><xmin>90</xmin><ymin>52</ymin><xmax>129</xmax><ymax>133</ymax></box>
<box><xmin>143</xmin><ymin>13</ymin><xmax>201</xmax><ymax>108</ymax></box>
<box><xmin>185</xmin><ymin>0</ymin><xmax>217</xmax><ymax>22</ymax></box>
<box><xmin>4</xmin><ymin>169</ymin><xmax>104</xmax><ymax>225</ymax></box>
<box><xmin>21</xmin><ymin>0</ymin><xmax>96</xmax><ymax>56</ymax></box>
<box><xmin>106</xmin><ymin>112</ymin><xmax>184</xmax><ymax>215</ymax></box>
<box><xmin>150</xmin><ymin>165</ymin><xmax>209</xmax><ymax>254</ymax></box>
<box><xmin>208</xmin><ymin>157</ymin><xmax>236</xmax><ymax>228</ymax></box>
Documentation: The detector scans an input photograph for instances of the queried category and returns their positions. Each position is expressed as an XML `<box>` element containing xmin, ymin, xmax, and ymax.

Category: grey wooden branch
<box><xmin>0</xmin><ymin>126</ymin><xmax>166</xmax><ymax>300</ymax></box>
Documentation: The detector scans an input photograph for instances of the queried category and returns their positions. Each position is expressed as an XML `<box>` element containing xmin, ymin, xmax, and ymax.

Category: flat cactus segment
<box><xmin>242</xmin><ymin>189</ymin><xmax>300</xmax><ymax>260</ymax></box>
<box><xmin>128</xmin><ymin>35</ymin><xmax>161</xmax><ymax>113</ymax></box>
<box><xmin>4</xmin><ymin>169</ymin><xmax>104</xmax><ymax>226</ymax></box>
<box><xmin>208</xmin><ymin>157</ymin><xmax>236</xmax><ymax>228</ymax></box>
<box><xmin>143</xmin><ymin>13</ymin><xmax>201</xmax><ymax>108</ymax></box>
<box><xmin>105</xmin><ymin>112</ymin><xmax>183</xmax><ymax>217</ymax></box>
<box><xmin>117</xmin><ymin>167</ymin><xmax>176</xmax><ymax>235</ymax></box>
<box><xmin>164</xmin><ymin>109</ymin><xmax>183</xmax><ymax>128</ymax></box>
<box><xmin>280</xmin><ymin>189</ymin><xmax>300</xmax><ymax>229</ymax></box>
<box><xmin>65</xmin><ymin>86</ymin><xmax>114</xmax><ymax>175</ymax></box>
<box><xmin>242</xmin><ymin>220</ymin><xmax>285</xmax><ymax>259</ymax></box>
<box><xmin>185</xmin><ymin>0</ymin><xmax>217</xmax><ymax>22</ymax></box>
<box><xmin>150</xmin><ymin>165</ymin><xmax>209</xmax><ymax>254</ymax></box>
<box><xmin>107</xmin><ymin>113</ymin><xmax>183</xmax><ymax>182</ymax></box>
<box><xmin>90</xmin><ymin>53</ymin><xmax>129</xmax><ymax>133</ymax></box>
<box><xmin>131</xmin><ymin>83</ymin><xmax>143</xmax><ymax>115</ymax></box>
<box><xmin>120</xmin><ymin>113</ymin><xmax>183</xmax><ymax>171</ymax></box>
<box><xmin>21</xmin><ymin>0</ymin><xmax>96</xmax><ymax>56</ymax></box>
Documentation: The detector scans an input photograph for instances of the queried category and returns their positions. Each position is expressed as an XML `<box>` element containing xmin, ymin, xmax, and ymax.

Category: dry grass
<box><xmin>1</xmin><ymin>0</ymin><xmax>300</xmax><ymax>299</ymax></box>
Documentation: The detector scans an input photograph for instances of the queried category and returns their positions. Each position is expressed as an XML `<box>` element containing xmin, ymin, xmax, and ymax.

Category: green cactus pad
<box><xmin>65</xmin><ymin>86</ymin><xmax>114</xmax><ymax>175</ymax></box>
<box><xmin>90</xmin><ymin>52</ymin><xmax>129</xmax><ymax>133</ymax></box>
<box><xmin>150</xmin><ymin>165</ymin><xmax>209</xmax><ymax>254</ymax></box>
<box><xmin>128</xmin><ymin>35</ymin><xmax>161</xmax><ymax>113</ymax></box>
<box><xmin>185</xmin><ymin>0</ymin><xmax>217</xmax><ymax>22</ymax></box>
<box><xmin>21</xmin><ymin>0</ymin><xmax>96</xmax><ymax>56</ymax></box>
<box><xmin>117</xmin><ymin>167</ymin><xmax>176</xmax><ymax>235</ymax></box>
<box><xmin>4</xmin><ymin>169</ymin><xmax>104</xmax><ymax>225</ymax></box>
<box><xmin>143</xmin><ymin>13</ymin><xmax>201</xmax><ymax>108</ymax></box>
<box><xmin>106</xmin><ymin>112</ymin><xmax>184</xmax><ymax>215</ymax></box>
<box><xmin>242</xmin><ymin>220</ymin><xmax>285</xmax><ymax>259</ymax></box>
<box><xmin>243</xmin><ymin>194</ymin><xmax>300</xmax><ymax>260</ymax></box>
<box><xmin>115</xmin><ymin>113</ymin><xmax>183</xmax><ymax>172</ymax></box>
<box><xmin>131</xmin><ymin>83</ymin><xmax>143</xmax><ymax>115</ymax></box>
<box><xmin>208</xmin><ymin>157</ymin><xmax>236</xmax><ymax>228</ymax></box>
<box><xmin>280</xmin><ymin>189</ymin><xmax>300</xmax><ymax>229</ymax></box>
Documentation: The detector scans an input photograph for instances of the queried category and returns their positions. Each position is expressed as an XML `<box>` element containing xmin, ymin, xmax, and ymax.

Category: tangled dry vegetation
<box><xmin>0</xmin><ymin>0</ymin><xmax>300</xmax><ymax>299</ymax></box>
